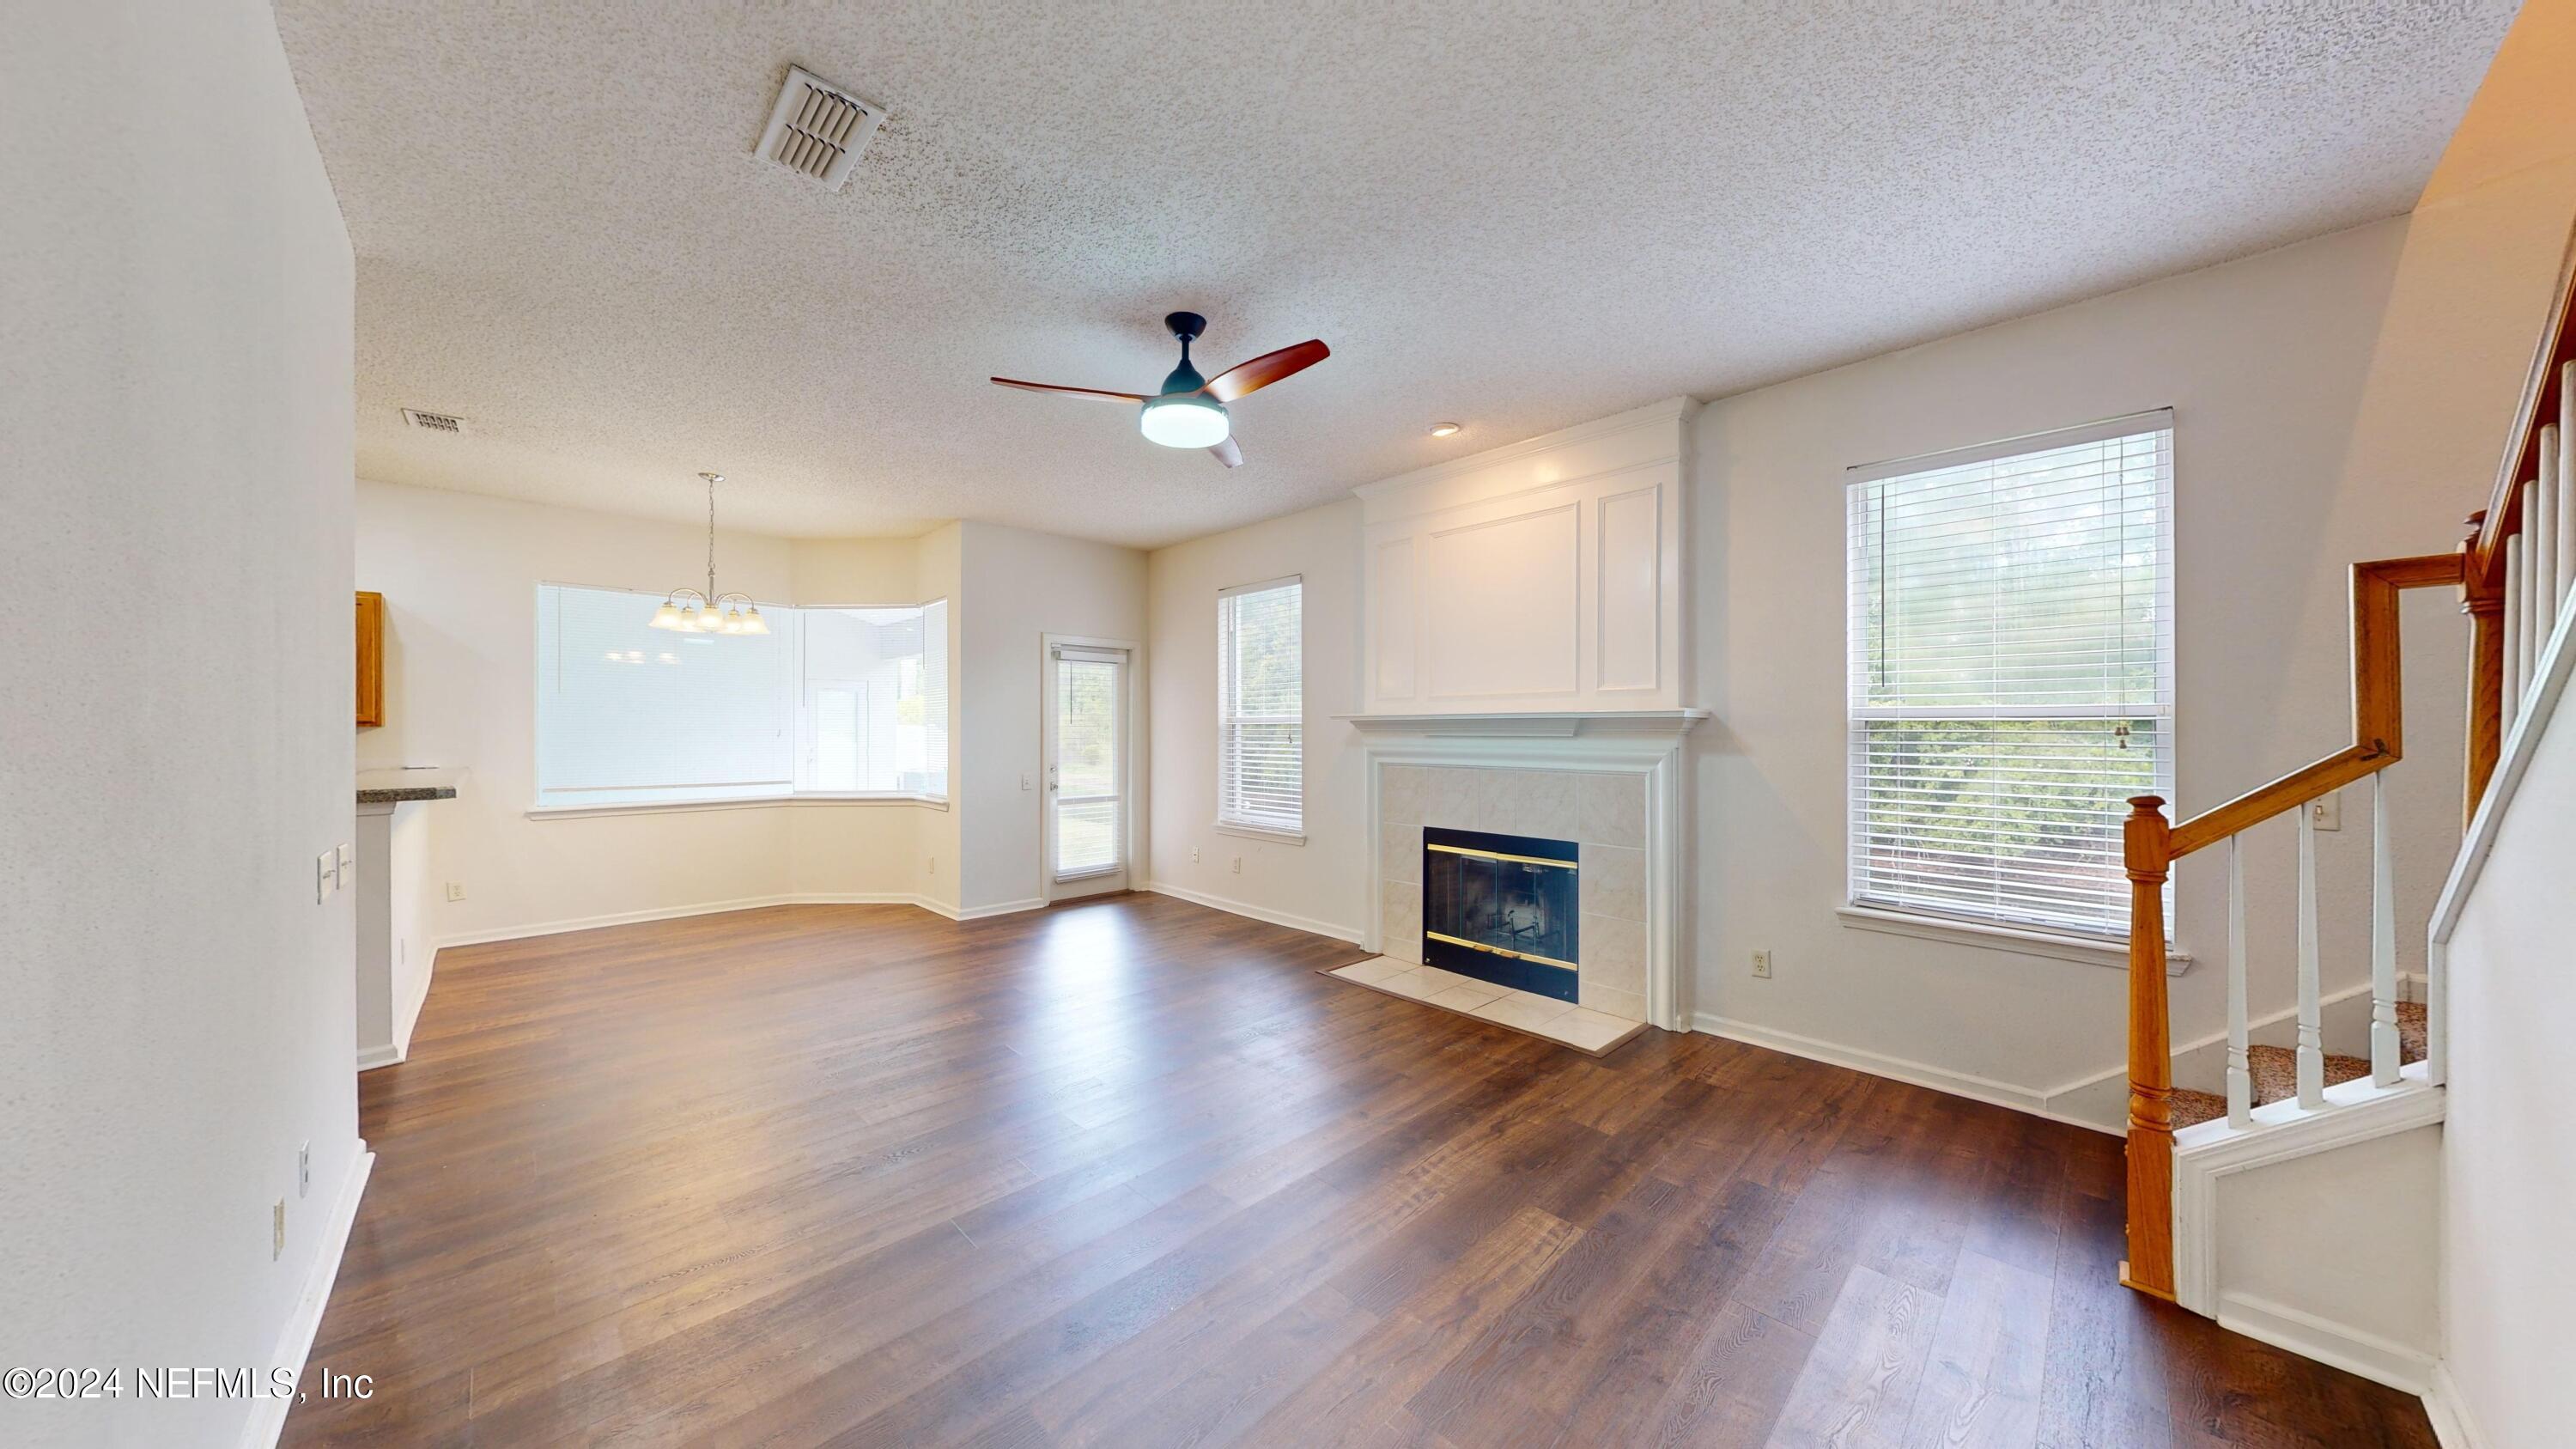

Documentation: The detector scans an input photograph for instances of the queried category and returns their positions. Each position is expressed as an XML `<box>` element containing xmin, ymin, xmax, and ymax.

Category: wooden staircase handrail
<box><xmin>2126</xmin><ymin>216</ymin><xmax>2576</xmax><ymax>1306</ymax></box>
<box><xmin>2466</xmin><ymin>221</ymin><xmax>2576</xmax><ymax>594</ymax></box>
<box><xmin>2121</xmin><ymin>551</ymin><xmax>2459</xmax><ymax>1302</ymax></box>
<box><xmin>2166</xmin><ymin>553</ymin><xmax>2464</xmax><ymax>860</ymax></box>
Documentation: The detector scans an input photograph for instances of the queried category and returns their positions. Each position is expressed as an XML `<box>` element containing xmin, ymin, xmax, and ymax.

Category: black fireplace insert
<box><xmin>1421</xmin><ymin>825</ymin><xmax>1579</xmax><ymax>1002</ymax></box>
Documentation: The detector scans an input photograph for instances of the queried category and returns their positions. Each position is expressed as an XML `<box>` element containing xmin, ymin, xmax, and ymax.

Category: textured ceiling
<box><xmin>275</xmin><ymin>1</ymin><xmax>2516</xmax><ymax>550</ymax></box>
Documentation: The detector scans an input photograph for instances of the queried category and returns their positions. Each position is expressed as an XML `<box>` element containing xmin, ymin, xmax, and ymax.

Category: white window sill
<box><xmin>528</xmin><ymin>793</ymin><xmax>949</xmax><ymax>820</ymax></box>
<box><xmin>1836</xmin><ymin>904</ymin><xmax>2190</xmax><ymax>975</ymax></box>
<box><xmin>1215</xmin><ymin>820</ymin><xmax>1306</xmax><ymax>846</ymax></box>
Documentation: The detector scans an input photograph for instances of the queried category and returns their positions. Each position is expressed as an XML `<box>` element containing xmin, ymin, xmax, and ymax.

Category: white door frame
<box><xmin>1040</xmin><ymin>632</ymin><xmax>1143</xmax><ymax>903</ymax></box>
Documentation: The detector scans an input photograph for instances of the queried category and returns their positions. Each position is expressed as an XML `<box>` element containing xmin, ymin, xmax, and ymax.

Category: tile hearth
<box><xmin>1324</xmin><ymin>957</ymin><xmax>1646</xmax><ymax>1056</ymax></box>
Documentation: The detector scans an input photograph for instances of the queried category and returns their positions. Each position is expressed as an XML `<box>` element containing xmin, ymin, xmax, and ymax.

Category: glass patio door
<box><xmin>1046</xmin><ymin>642</ymin><xmax>1128</xmax><ymax>896</ymax></box>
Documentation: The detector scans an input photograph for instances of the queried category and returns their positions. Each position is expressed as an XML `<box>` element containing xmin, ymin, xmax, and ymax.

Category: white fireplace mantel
<box><xmin>1348</xmin><ymin>709</ymin><xmax>1708</xmax><ymax>1032</ymax></box>
<box><xmin>1340</xmin><ymin>709</ymin><xmax>1708</xmax><ymax>740</ymax></box>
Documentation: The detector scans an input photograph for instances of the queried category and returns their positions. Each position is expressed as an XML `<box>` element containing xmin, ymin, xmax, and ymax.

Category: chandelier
<box><xmin>650</xmin><ymin>472</ymin><xmax>769</xmax><ymax>635</ymax></box>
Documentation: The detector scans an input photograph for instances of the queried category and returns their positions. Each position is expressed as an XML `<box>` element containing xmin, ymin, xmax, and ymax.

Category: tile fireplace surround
<box><xmin>1346</xmin><ymin>710</ymin><xmax>1707</xmax><ymax>1032</ymax></box>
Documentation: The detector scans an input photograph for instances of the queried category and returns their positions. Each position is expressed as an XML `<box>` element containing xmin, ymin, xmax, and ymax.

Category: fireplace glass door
<box><xmin>1421</xmin><ymin>826</ymin><xmax>1579</xmax><ymax>1002</ymax></box>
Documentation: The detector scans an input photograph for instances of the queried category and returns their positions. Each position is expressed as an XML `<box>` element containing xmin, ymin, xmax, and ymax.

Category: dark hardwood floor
<box><xmin>283</xmin><ymin>894</ymin><xmax>2434</xmax><ymax>1447</ymax></box>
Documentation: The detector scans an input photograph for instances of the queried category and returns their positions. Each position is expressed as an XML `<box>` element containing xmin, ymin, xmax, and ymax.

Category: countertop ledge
<box><xmin>357</xmin><ymin>766</ymin><xmax>464</xmax><ymax>804</ymax></box>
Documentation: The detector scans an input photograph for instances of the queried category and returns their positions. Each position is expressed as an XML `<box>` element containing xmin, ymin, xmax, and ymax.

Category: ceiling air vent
<box><xmin>400</xmin><ymin>408</ymin><xmax>466</xmax><ymax>435</ymax></box>
<box><xmin>756</xmin><ymin>65</ymin><xmax>884</xmax><ymax>191</ymax></box>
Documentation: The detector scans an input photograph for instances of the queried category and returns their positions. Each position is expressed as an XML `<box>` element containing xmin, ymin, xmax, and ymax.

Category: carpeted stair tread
<box><xmin>2398</xmin><ymin>999</ymin><xmax>2427</xmax><ymax>1064</ymax></box>
<box><xmin>2165</xmin><ymin>1002</ymin><xmax>2431</xmax><ymax>1130</ymax></box>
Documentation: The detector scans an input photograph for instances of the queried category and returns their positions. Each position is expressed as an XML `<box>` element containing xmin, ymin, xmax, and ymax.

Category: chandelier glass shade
<box><xmin>652</xmin><ymin>472</ymin><xmax>769</xmax><ymax>636</ymax></box>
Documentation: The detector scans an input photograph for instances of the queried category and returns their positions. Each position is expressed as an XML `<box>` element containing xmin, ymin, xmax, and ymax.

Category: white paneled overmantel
<box><xmin>1356</xmin><ymin>398</ymin><xmax>1695</xmax><ymax>715</ymax></box>
<box><xmin>1346</xmin><ymin>709</ymin><xmax>1708</xmax><ymax>1032</ymax></box>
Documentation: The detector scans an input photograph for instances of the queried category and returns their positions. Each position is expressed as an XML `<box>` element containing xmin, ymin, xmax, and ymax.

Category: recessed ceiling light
<box><xmin>1428</xmin><ymin>422</ymin><xmax>1462</xmax><ymax>438</ymax></box>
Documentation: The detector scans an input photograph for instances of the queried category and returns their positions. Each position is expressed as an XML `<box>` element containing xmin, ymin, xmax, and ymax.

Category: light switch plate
<box><xmin>2310</xmin><ymin>792</ymin><xmax>2342</xmax><ymax>831</ymax></box>
<box><xmin>317</xmin><ymin>850</ymin><xmax>337</xmax><ymax>902</ymax></box>
<box><xmin>337</xmin><ymin>843</ymin><xmax>355</xmax><ymax>882</ymax></box>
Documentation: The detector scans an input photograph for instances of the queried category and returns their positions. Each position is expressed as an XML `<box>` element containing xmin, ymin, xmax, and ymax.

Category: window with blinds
<box><xmin>1218</xmin><ymin>577</ymin><xmax>1303</xmax><ymax>836</ymax></box>
<box><xmin>534</xmin><ymin>584</ymin><xmax>949</xmax><ymax>808</ymax></box>
<box><xmin>1846</xmin><ymin>411</ymin><xmax>2174</xmax><ymax>939</ymax></box>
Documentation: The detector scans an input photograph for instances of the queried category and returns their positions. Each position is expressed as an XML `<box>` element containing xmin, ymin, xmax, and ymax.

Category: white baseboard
<box><xmin>354</xmin><ymin>1043</ymin><xmax>401</xmax><ymax>1072</ymax></box>
<box><xmin>437</xmin><ymin>892</ymin><xmax>963</xmax><ymax>950</ymax></box>
<box><xmin>1692</xmin><ymin>1012</ymin><xmax>2120</xmax><ymax>1136</ymax></box>
<box><xmin>2218</xmin><ymin>1291</ymin><xmax>2434</xmax><ymax>1396</ymax></box>
<box><xmin>2422</xmin><ymin>1361</ymin><xmax>2492</xmax><ymax>1449</ymax></box>
<box><xmin>391</xmin><ymin>955</ymin><xmax>431</xmax><ymax>1058</ymax></box>
<box><xmin>436</xmin><ymin>894</ymin><xmax>807</xmax><ymax>948</ymax></box>
<box><xmin>240</xmin><ymin>1144</ymin><xmax>374</xmax><ymax>1449</ymax></box>
<box><xmin>1139</xmin><ymin>881</ymin><xmax>1365</xmax><ymax>944</ymax></box>
<box><xmin>956</xmin><ymin>897</ymin><xmax>1047</xmax><ymax>921</ymax></box>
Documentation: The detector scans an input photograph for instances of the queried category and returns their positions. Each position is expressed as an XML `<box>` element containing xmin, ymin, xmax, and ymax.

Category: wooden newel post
<box><xmin>2463</xmin><ymin>511</ymin><xmax>2504</xmax><ymax>828</ymax></box>
<box><xmin>2119</xmin><ymin>794</ymin><xmax>2178</xmax><ymax>1301</ymax></box>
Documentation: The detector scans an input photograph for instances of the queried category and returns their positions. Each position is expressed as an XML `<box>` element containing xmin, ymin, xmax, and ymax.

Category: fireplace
<box><xmin>1422</xmin><ymin>826</ymin><xmax>1580</xmax><ymax>1002</ymax></box>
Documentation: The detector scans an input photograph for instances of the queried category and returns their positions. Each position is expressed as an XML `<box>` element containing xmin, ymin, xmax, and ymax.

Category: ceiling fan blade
<box><xmin>990</xmin><ymin>376</ymin><xmax>1149</xmax><ymax>404</ymax></box>
<box><xmin>1208</xmin><ymin>435</ymin><xmax>1243</xmax><ymax>469</ymax></box>
<box><xmin>1200</xmin><ymin>340</ymin><xmax>1329</xmax><ymax>404</ymax></box>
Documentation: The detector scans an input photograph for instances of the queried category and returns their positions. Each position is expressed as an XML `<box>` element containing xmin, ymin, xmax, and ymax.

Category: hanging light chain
<box><xmin>648</xmin><ymin>472</ymin><xmax>767</xmax><ymax>635</ymax></box>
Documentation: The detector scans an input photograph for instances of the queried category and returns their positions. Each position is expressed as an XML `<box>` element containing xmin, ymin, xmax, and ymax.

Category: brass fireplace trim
<box><xmin>1424</xmin><ymin>842</ymin><xmax>1579</xmax><ymax>870</ymax></box>
<box><xmin>1422</xmin><ymin>928</ymin><xmax>1577</xmax><ymax>972</ymax></box>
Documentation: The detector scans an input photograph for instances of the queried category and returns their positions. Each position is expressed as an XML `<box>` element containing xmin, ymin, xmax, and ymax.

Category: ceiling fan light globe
<box><xmin>1138</xmin><ymin>396</ymin><xmax>1230</xmax><ymax>449</ymax></box>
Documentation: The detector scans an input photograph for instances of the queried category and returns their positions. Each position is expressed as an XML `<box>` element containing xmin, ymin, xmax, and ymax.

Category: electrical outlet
<box><xmin>1752</xmin><ymin>950</ymin><xmax>1773</xmax><ymax>978</ymax></box>
<box><xmin>446</xmin><ymin>881</ymin><xmax>465</xmax><ymax>901</ymax></box>
<box><xmin>1231</xmin><ymin>855</ymin><xmax>1242</xmax><ymax>874</ymax></box>
<box><xmin>927</xmin><ymin>855</ymin><xmax>937</xmax><ymax>876</ymax></box>
<box><xmin>298</xmin><ymin>1142</ymin><xmax>310</xmax><ymax>1198</ymax></box>
<box><xmin>2310</xmin><ymin>792</ymin><xmax>2342</xmax><ymax>831</ymax></box>
<box><xmin>272</xmin><ymin>1201</ymin><xmax>285</xmax><ymax>1260</ymax></box>
<box><xmin>1191</xmin><ymin>847</ymin><xmax>1200</xmax><ymax>864</ymax></box>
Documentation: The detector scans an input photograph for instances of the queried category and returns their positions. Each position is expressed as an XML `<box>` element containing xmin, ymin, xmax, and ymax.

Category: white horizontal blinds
<box><xmin>1054</xmin><ymin>650</ymin><xmax>1122</xmax><ymax>877</ymax></box>
<box><xmin>1848</xmin><ymin>412</ymin><xmax>2174</xmax><ymax>936</ymax></box>
<box><xmin>915</xmin><ymin>599</ymin><xmax>951</xmax><ymax>797</ymax></box>
<box><xmin>536</xmin><ymin>583</ymin><xmax>794</xmax><ymax>806</ymax></box>
<box><xmin>1218</xmin><ymin>578</ymin><xmax>1303</xmax><ymax>832</ymax></box>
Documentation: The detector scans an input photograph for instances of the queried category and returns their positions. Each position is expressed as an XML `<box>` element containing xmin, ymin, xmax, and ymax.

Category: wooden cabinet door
<box><xmin>355</xmin><ymin>590</ymin><xmax>385</xmax><ymax>728</ymax></box>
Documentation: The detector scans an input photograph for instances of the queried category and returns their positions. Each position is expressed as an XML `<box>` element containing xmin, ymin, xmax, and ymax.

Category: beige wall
<box><xmin>1692</xmin><ymin>215</ymin><xmax>2475</xmax><ymax>1104</ymax></box>
<box><xmin>957</xmin><ymin>521</ymin><xmax>1150</xmax><ymax>911</ymax></box>
<box><xmin>2444</xmin><ymin>703</ymin><xmax>2576</xmax><ymax>1445</ymax></box>
<box><xmin>1145</xmin><ymin>498</ymin><xmax>1368</xmax><ymax>939</ymax></box>
<box><xmin>2421</xmin><ymin>0</ymin><xmax>2576</xmax><ymax>1439</ymax></box>
<box><xmin>0</xmin><ymin>3</ymin><xmax>362</xmax><ymax>1443</ymax></box>
<box><xmin>355</xmin><ymin>480</ymin><xmax>949</xmax><ymax>941</ymax></box>
<box><xmin>1148</xmin><ymin>210</ymin><xmax>2526</xmax><ymax>1116</ymax></box>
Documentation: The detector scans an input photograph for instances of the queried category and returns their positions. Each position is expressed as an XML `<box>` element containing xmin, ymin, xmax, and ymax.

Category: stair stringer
<box><xmin>2172</xmin><ymin>1075</ymin><xmax>2445</xmax><ymax>1391</ymax></box>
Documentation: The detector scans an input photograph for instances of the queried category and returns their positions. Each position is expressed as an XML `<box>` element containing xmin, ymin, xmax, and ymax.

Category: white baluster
<box><xmin>2504</xmin><ymin>530</ymin><xmax>2524</xmax><ymax>735</ymax></box>
<box><xmin>2559</xmin><ymin>362</ymin><xmax>2576</xmax><ymax>618</ymax></box>
<box><xmin>2427</xmin><ymin>939</ymin><xmax>2448</xmax><ymax>1088</ymax></box>
<box><xmin>2371</xmin><ymin>772</ymin><xmax>2399</xmax><ymax>1087</ymax></box>
<box><xmin>2538</xmin><ymin>436</ymin><xmax>2560</xmax><ymax>640</ymax></box>
<box><xmin>2296</xmin><ymin>803</ymin><xmax>2324</xmax><ymax>1111</ymax></box>
<box><xmin>2227</xmin><ymin>834</ymin><xmax>2251</xmax><ymax>1129</ymax></box>
<box><xmin>2521</xmin><ymin>480</ymin><xmax>2539</xmax><ymax>693</ymax></box>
